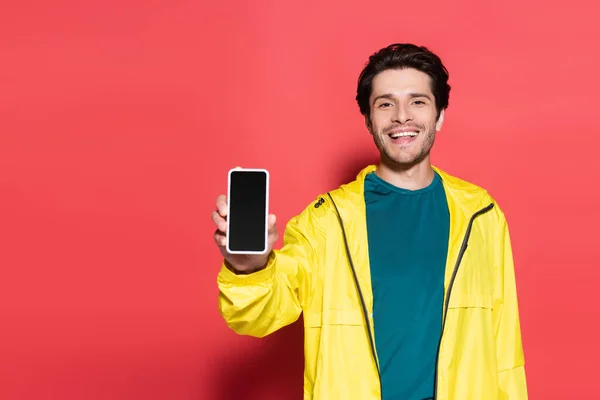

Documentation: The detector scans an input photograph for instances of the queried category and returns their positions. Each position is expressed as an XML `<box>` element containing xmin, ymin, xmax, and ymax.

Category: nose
<box><xmin>393</xmin><ymin>103</ymin><xmax>413</xmax><ymax>124</ymax></box>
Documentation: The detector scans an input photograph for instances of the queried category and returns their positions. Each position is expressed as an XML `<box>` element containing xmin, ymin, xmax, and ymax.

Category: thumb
<box><xmin>268</xmin><ymin>214</ymin><xmax>277</xmax><ymax>231</ymax></box>
<box><xmin>267</xmin><ymin>214</ymin><xmax>278</xmax><ymax>246</ymax></box>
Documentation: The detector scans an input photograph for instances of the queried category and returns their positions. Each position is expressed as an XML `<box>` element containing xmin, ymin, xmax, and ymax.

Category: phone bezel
<box><xmin>226</xmin><ymin>168</ymin><xmax>270</xmax><ymax>255</ymax></box>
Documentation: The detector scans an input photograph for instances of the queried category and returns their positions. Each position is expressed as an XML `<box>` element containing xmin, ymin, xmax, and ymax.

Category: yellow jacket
<box><xmin>217</xmin><ymin>165</ymin><xmax>527</xmax><ymax>399</ymax></box>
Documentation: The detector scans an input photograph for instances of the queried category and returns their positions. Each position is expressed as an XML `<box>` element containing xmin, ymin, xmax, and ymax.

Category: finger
<box><xmin>211</xmin><ymin>210</ymin><xmax>220</xmax><ymax>224</ymax></box>
<box><xmin>216</xmin><ymin>195</ymin><xmax>228</xmax><ymax>217</ymax></box>
<box><xmin>212</xmin><ymin>210</ymin><xmax>228</xmax><ymax>232</ymax></box>
<box><xmin>268</xmin><ymin>214</ymin><xmax>277</xmax><ymax>232</ymax></box>
<box><xmin>214</xmin><ymin>229</ymin><xmax>226</xmax><ymax>247</ymax></box>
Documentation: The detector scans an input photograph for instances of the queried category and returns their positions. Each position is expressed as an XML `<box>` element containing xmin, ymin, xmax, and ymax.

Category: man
<box><xmin>212</xmin><ymin>43</ymin><xmax>527</xmax><ymax>399</ymax></box>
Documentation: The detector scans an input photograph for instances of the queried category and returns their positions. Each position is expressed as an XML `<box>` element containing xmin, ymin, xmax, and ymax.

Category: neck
<box><xmin>375</xmin><ymin>157</ymin><xmax>434</xmax><ymax>190</ymax></box>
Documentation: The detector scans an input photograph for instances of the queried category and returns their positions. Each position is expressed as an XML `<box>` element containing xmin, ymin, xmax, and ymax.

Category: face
<box><xmin>366</xmin><ymin>68</ymin><xmax>444</xmax><ymax>168</ymax></box>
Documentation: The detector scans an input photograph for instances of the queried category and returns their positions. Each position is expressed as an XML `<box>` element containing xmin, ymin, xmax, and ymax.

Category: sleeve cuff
<box><xmin>217</xmin><ymin>252</ymin><xmax>277</xmax><ymax>285</ymax></box>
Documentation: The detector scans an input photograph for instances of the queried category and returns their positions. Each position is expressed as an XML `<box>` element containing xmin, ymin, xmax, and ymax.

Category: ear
<box><xmin>435</xmin><ymin>109</ymin><xmax>445</xmax><ymax>131</ymax></box>
<box><xmin>365</xmin><ymin>116</ymin><xmax>373</xmax><ymax>135</ymax></box>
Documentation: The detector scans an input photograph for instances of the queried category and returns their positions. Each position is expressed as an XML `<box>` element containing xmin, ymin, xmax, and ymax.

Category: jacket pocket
<box><xmin>304</xmin><ymin>309</ymin><xmax>364</xmax><ymax>327</ymax></box>
<box><xmin>447</xmin><ymin>292</ymin><xmax>493</xmax><ymax>309</ymax></box>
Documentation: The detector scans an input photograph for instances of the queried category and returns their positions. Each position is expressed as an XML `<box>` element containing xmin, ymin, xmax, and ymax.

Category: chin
<box><xmin>385</xmin><ymin>151</ymin><xmax>427</xmax><ymax>168</ymax></box>
<box><xmin>393</xmin><ymin>160</ymin><xmax>420</xmax><ymax>169</ymax></box>
<box><xmin>389</xmin><ymin>152</ymin><xmax>417</xmax><ymax>164</ymax></box>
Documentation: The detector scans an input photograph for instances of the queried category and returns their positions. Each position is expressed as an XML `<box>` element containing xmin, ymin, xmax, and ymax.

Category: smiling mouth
<box><xmin>389</xmin><ymin>131</ymin><xmax>418</xmax><ymax>139</ymax></box>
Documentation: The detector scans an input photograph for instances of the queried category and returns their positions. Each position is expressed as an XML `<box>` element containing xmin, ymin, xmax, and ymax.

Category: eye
<box><xmin>378</xmin><ymin>102</ymin><xmax>393</xmax><ymax>108</ymax></box>
<box><xmin>412</xmin><ymin>100</ymin><xmax>425</xmax><ymax>105</ymax></box>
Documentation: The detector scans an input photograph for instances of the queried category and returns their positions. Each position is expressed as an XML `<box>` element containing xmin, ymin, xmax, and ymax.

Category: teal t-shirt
<box><xmin>364</xmin><ymin>171</ymin><xmax>449</xmax><ymax>400</ymax></box>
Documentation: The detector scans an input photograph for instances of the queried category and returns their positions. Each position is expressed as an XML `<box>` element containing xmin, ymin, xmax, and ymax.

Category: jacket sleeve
<box><xmin>216</xmin><ymin>209</ymin><xmax>319</xmax><ymax>338</ymax></box>
<box><xmin>493</xmin><ymin>211</ymin><xmax>528</xmax><ymax>399</ymax></box>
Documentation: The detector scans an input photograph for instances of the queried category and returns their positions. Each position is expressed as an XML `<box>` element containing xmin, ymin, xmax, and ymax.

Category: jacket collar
<box><xmin>338</xmin><ymin>164</ymin><xmax>492</xmax><ymax>214</ymax></box>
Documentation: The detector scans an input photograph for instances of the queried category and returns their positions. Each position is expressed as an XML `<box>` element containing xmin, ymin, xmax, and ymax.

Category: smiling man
<box><xmin>213</xmin><ymin>43</ymin><xmax>528</xmax><ymax>399</ymax></box>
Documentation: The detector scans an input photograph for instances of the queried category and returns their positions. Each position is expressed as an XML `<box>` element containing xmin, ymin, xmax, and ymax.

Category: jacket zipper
<box><xmin>432</xmin><ymin>202</ymin><xmax>494</xmax><ymax>400</ymax></box>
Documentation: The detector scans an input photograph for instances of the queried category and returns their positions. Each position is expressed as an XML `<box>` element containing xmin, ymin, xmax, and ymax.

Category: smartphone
<box><xmin>226</xmin><ymin>168</ymin><xmax>270</xmax><ymax>254</ymax></box>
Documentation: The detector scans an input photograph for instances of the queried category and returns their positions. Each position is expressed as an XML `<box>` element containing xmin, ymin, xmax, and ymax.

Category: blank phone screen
<box><xmin>228</xmin><ymin>170</ymin><xmax>268</xmax><ymax>252</ymax></box>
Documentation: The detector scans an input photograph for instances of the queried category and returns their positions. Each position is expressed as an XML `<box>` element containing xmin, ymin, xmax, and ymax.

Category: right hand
<box><xmin>212</xmin><ymin>194</ymin><xmax>278</xmax><ymax>274</ymax></box>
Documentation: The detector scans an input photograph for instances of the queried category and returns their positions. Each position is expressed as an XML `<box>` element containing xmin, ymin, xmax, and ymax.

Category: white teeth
<box><xmin>390</xmin><ymin>132</ymin><xmax>417</xmax><ymax>138</ymax></box>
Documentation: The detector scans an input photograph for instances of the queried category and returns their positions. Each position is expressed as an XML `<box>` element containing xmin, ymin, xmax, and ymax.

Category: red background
<box><xmin>1</xmin><ymin>1</ymin><xmax>599</xmax><ymax>399</ymax></box>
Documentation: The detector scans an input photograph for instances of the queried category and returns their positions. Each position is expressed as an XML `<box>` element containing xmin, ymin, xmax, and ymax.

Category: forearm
<box><xmin>217</xmin><ymin>251</ymin><xmax>306</xmax><ymax>338</ymax></box>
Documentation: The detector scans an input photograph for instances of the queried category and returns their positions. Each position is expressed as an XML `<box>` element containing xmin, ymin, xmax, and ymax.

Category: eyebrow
<box><xmin>372</xmin><ymin>92</ymin><xmax>433</xmax><ymax>104</ymax></box>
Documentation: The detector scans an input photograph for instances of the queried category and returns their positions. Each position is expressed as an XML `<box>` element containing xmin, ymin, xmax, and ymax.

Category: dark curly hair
<box><xmin>356</xmin><ymin>43</ymin><xmax>451</xmax><ymax>120</ymax></box>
